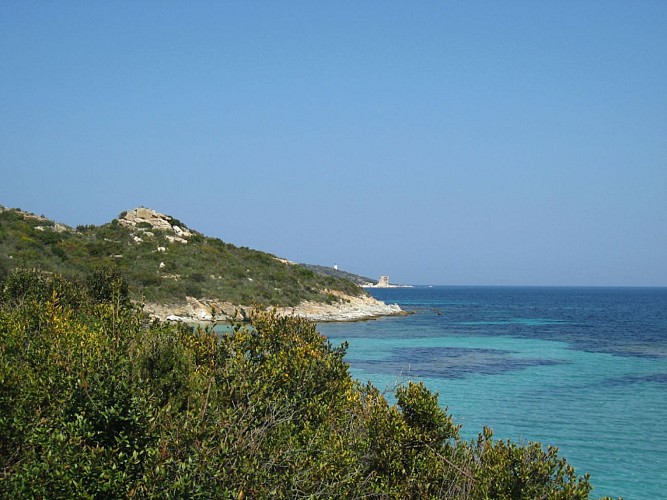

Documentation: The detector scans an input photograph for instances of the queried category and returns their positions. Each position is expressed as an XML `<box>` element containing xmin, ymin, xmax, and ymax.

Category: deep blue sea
<box><xmin>318</xmin><ymin>287</ymin><xmax>667</xmax><ymax>500</ymax></box>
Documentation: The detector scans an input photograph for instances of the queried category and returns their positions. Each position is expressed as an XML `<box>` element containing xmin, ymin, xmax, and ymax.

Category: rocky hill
<box><xmin>0</xmin><ymin>205</ymin><xmax>404</xmax><ymax>321</ymax></box>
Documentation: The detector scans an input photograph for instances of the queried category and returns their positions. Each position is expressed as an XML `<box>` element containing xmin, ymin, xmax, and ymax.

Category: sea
<box><xmin>318</xmin><ymin>286</ymin><xmax>667</xmax><ymax>500</ymax></box>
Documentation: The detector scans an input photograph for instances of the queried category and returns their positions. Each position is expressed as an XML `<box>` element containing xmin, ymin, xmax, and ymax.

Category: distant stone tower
<box><xmin>378</xmin><ymin>276</ymin><xmax>390</xmax><ymax>287</ymax></box>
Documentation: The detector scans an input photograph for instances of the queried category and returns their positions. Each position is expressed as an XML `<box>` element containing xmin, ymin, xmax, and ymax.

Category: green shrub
<box><xmin>86</xmin><ymin>266</ymin><xmax>129</xmax><ymax>305</ymax></box>
<box><xmin>471</xmin><ymin>427</ymin><xmax>592</xmax><ymax>499</ymax></box>
<box><xmin>34</xmin><ymin>229</ymin><xmax>62</xmax><ymax>246</ymax></box>
<box><xmin>1</xmin><ymin>268</ymin><xmax>86</xmax><ymax>309</ymax></box>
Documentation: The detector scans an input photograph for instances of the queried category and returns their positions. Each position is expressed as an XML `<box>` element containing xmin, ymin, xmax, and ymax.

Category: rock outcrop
<box><xmin>118</xmin><ymin>207</ymin><xmax>192</xmax><ymax>243</ymax></box>
<box><xmin>275</xmin><ymin>291</ymin><xmax>406</xmax><ymax>322</ymax></box>
<box><xmin>143</xmin><ymin>297</ymin><xmax>253</xmax><ymax>323</ymax></box>
<box><xmin>144</xmin><ymin>290</ymin><xmax>406</xmax><ymax>324</ymax></box>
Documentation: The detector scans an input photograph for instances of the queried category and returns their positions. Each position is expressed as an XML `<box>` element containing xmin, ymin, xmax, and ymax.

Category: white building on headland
<box><xmin>363</xmin><ymin>275</ymin><xmax>413</xmax><ymax>289</ymax></box>
<box><xmin>377</xmin><ymin>275</ymin><xmax>390</xmax><ymax>287</ymax></box>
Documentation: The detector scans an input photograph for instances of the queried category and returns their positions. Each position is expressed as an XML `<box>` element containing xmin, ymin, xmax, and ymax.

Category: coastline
<box><xmin>143</xmin><ymin>291</ymin><xmax>407</xmax><ymax>324</ymax></box>
<box><xmin>274</xmin><ymin>291</ymin><xmax>408</xmax><ymax>322</ymax></box>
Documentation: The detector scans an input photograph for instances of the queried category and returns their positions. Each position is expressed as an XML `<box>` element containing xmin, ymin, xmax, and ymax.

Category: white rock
<box><xmin>165</xmin><ymin>235</ymin><xmax>188</xmax><ymax>244</ymax></box>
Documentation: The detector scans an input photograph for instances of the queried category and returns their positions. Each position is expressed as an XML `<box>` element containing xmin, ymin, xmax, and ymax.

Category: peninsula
<box><xmin>0</xmin><ymin>205</ymin><xmax>404</xmax><ymax>322</ymax></box>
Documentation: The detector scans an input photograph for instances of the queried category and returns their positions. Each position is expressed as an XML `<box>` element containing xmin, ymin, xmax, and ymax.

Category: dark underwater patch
<box><xmin>348</xmin><ymin>346</ymin><xmax>563</xmax><ymax>379</ymax></box>
<box><xmin>602</xmin><ymin>373</ymin><xmax>667</xmax><ymax>388</ymax></box>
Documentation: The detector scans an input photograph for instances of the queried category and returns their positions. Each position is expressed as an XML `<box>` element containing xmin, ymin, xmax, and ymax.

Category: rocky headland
<box><xmin>279</xmin><ymin>291</ymin><xmax>407</xmax><ymax>322</ymax></box>
<box><xmin>117</xmin><ymin>208</ymin><xmax>407</xmax><ymax>322</ymax></box>
<box><xmin>143</xmin><ymin>290</ymin><xmax>406</xmax><ymax>324</ymax></box>
<box><xmin>1</xmin><ymin>204</ymin><xmax>407</xmax><ymax>323</ymax></box>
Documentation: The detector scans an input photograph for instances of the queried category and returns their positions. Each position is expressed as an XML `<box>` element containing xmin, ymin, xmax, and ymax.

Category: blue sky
<box><xmin>1</xmin><ymin>1</ymin><xmax>666</xmax><ymax>286</ymax></box>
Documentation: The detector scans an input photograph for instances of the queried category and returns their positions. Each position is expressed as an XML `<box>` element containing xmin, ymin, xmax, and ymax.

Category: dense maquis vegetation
<box><xmin>0</xmin><ymin>206</ymin><xmax>362</xmax><ymax>307</ymax></box>
<box><xmin>0</xmin><ymin>269</ymin><xmax>599</xmax><ymax>498</ymax></box>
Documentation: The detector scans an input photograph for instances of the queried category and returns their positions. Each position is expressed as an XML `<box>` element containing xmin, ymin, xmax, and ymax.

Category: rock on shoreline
<box><xmin>143</xmin><ymin>292</ymin><xmax>406</xmax><ymax>324</ymax></box>
<box><xmin>275</xmin><ymin>291</ymin><xmax>407</xmax><ymax>322</ymax></box>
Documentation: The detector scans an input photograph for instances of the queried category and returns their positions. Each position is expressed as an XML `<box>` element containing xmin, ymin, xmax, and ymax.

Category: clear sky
<box><xmin>1</xmin><ymin>1</ymin><xmax>666</xmax><ymax>286</ymax></box>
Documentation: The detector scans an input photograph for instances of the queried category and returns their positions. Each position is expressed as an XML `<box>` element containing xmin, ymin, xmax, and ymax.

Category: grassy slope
<box><xmin>0</xmin><ymin>206</ymin><xmax>364</xmax><ymax>307</ymax></box>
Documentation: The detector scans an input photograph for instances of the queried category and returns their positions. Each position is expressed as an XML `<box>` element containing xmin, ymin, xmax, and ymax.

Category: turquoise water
<box><xmin>319</xmin><ymin>287</ymin><xmax>667</xmax><ymax>500</ymax></box>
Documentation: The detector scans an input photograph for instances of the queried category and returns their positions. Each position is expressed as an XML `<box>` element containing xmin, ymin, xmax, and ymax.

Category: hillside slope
<box><xmin>0</xmin><ymin>205</ymin><xmax>402</xmax><ymax>321</ymax></box>
<box><xmin>299</xmin><ymin>263</ymin><xmax>378</xmax><ymax>286</ymax></box>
